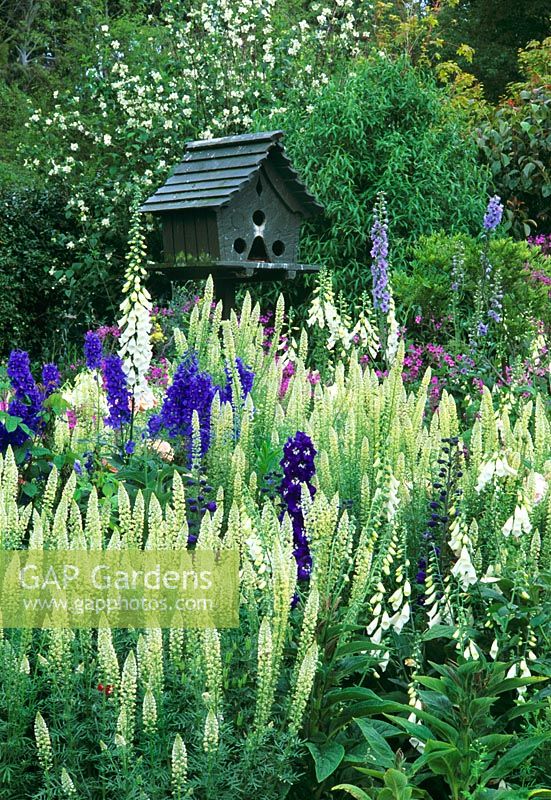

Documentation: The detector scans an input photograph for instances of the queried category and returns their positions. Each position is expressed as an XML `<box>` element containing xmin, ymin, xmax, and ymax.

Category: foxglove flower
<box><xmin>475</xmin><ymin>455</ymin><xmax>517</xmax><ymax>492</ymax></box>
<box><xmin>102</xmin><ymin>355</ymin><xmax>132</xmax><ymax>429</ymax></box>
<box><xmin>502</xmin><ymin>504</ymin><xmax>532</xmax><ymax>538</ymax></box>
<box><xmin>533</xmin><ymin>472</ymin><xmax>548</xmax><ymax>505</ymax></box>
<box><xmin>84</xmin><ymin>331</ymin><xmax>103</xmax><ymax>370</ymax></box>
<box><xmin>118</xmin><ymin>210</ymin><xmax>153</xmax><ymax>402</ymax></box>
<box><xmin>278</xmin><ymin>431</ymin><xmax>317</xmax><ymax>582</ymax></box>
<box><xmin>450</xmin><ymin>546</ymin><xmax>478</xmax><ymax>590</ymax></box>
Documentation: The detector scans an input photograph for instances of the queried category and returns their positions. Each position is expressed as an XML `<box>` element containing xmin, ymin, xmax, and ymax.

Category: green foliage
<box><xmin>394</xmin><ymin>232</ymin><xmax>551</xmax><ymax>346</ymax></box>
<box><xmin>327</xmin><ymin>659</ymin><xmax>550</xmax><ymax>800</ymax></box>
<box><xmin>437</xmin><ymin>0</ymin><xmax>550</xmax><ymax>102</ymax></box>
<box><xmin>0</xmin><ymin>186</ymin><xmax>120</xmax><ymax>358</ymax></box>
<box><xmin>476</xmin><ymin>39</ymin><xmax>551</xmax><ymax>237</ymax></box>
<box><xmin>266</xmin><ymin>56</ymin><xmax>489</xmax><ymax>298</ymax></box>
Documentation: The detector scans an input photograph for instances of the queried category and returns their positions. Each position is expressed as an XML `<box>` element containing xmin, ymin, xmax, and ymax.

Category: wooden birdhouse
<box><xmin>139</xmin><ymin>130</ymin><xmax>323</xmax><ymax>314</ymax></box>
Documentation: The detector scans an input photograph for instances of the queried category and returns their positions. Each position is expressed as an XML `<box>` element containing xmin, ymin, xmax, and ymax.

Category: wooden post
<box><xmin>213</xmin><ymin>275</ymin><xmax>236</xmax><ymax>319</ymax></box>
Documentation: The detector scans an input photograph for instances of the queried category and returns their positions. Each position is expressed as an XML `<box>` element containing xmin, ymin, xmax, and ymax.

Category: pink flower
<box><xmin>151</xmin><ymin>440</ymin><xmax>174</xmax><ymax>462</ymax></box>
<box><xmin>307</xmin><ymin>371</ymin><xmax>321</xmax><ymax>385</ymax></box>
<box><xmin>279</xmin><ymin>361</ymin><xmax>296</xmax><ymax>398</ymax></box>
<box><xmin>472</xmin><ymin>378</ymin><xmax>484</xmax><ymax>393</ymax></box>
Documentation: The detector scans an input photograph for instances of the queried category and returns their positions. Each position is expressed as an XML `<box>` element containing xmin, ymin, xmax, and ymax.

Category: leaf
<box><xmin>326</xmin><ymin>687</ymin><xmax>395</xmax><ymax>705</ymax></box>
<box><xmin>492</xmin><ymin>677</ymin><xmax>547</xmax><ymax>695</ymax></box>
<box><xmin>486</xmin><ymin>736</ymin><xmax>549</xmax><ymax>782</ymax></box>
<box><xmin>421</xmin><ymin>740</ymin><xmax>461</xmax><ymax>779</ymax></box>
<box><xmin>306</xmin><ymin>740</ymin><xmax>345</xmax><ymax>783</ymax></box>
<box><xmin>414</xmin><ymin>676</ymin><xmax>446</xmax><ymax>693</ymax></box>
<box><xmin>370</xmin><ymin>720</ymin><xmax>403</xmax><ymax>739</ymax></box>
<box><xmin>5</xmin><ymin>415</ymin><xmax>20</xmax><ymax>433</ymax></box>
<box><xmin>389</xmin><ymin>704</ymin><xmax>458</xmax><ymax>743</ymax></box>
<box><xmin>336</xmin><ymin>640</ymin><xmax>390</xmax><ymax>657</ymax></box>
<box><xmin>420</xmin><ymin>624</ymin><xmax>456</xmax><ymax>642</ymax></box>
<box><xmin>354</xmin><ymin>718</ymin><xmax>396</xmax><ymax>769</ymax></box>
<box><xmin>383</xmin><ymin>714</ymin><xmax>434</xmax><ymax>744</ymax></box>
<box><xmin>477</xmin><ymin>734</ymin><xmax>512</xmax><ymax>753</ymax></box>
<box><xmin>332</xmin><ymin>784</ymin><xmax>373</xmax><ymax>800</ymax></box>
<box><xmin>382</xmin><ymin>768</ymin><xmax>412</xmax><ymax>800</ymax></box>
<box><xmin>417</xmin><ymin>690</ymin><xmax>454</xmax><ymax>718</ymax></box>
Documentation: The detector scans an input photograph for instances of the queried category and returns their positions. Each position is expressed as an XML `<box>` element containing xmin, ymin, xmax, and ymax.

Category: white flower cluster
<box><xmin>308</xmin><ymin>270</ymin><xmax>380</xmax><ymax>357</ymax></box>
<box><xmin>118</xmin><ymin>210</ymin><xmax>154</xmax><ymax>405</ymax></box>
<box><xmin>475</xmin><ymin>453</ymin><xmax>517</xmax><ymax>492</ymax></box>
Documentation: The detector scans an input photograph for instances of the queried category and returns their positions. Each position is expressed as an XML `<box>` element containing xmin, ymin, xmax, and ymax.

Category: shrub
<box><xmin>394</xmin><ymin>232</ymin><xmax>551</xmax><ymax>345</ymax></box>
<box><xmin>476</xmin><ymin>38</ymin><xmax>551</xmax><ymax>237</ymax></box>
<box><xmin>265</xmin><ymin>56</ymin><xmax>490</xmax><ymax>298</ymax></box>
<box><xmin>0</xmin><ymin>186</ymin><xmax>120</xmax><ymax>359</ymax></box>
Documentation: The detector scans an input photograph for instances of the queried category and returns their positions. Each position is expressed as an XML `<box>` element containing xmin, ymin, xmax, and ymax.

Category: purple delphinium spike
<box><xmin>0</xmin><ymin>350</ymin><xmax>45</xmax><ymax>450</ymax></box>
<box><xmin>483</xmin><ymin>195</ymin><xmax>503</xmax><ymax>231</ymax></box>
<box><xmin>42</xmin><ymin>363</ymin><xmax>61</xmax><ymax>396</ymax></box>
<box><xmin>102</xmin><ymin>355</ymin><xmax>131</xmax><ymax>429</ymax></box>
<box><xmin>219</xmin><ymin>357</ymin><xmax>255</xmax><ymax>404</ymax></box>
<box><xmin>84</xmin><ymin>331</ymin><xmax>103</xmax><ymax>370</ymax></box>
<box><xmin>477</xmin><ymin>321</ymin><xmax>489</xmax><ymax>337</ymax></box>
<box><xmin>148</xmin><ymin>352</ymin><xmax>216</xmax><ymax>458</ymax></box>
<box><xmin>370</xmin><ymin>194</ymin><xmax>391</xmax><ymax>313</ymax></box>
<box><xmin>278</xmin><ymin>431</ymin><xmax>317</xmax><ymax>584</ymax></box>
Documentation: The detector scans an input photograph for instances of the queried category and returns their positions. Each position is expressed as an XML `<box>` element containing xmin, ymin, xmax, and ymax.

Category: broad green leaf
<box><xmin>5</xmin><ymin>415</ymin><xmax>20</xmax><ymax>433</ymax></box>
<box><xmin>421</xmin><ymin>740</ymin><xmax>461</xmax><ymax>780</ymax></box>
<box><xmin>414</xmin><ymin>676</ymin><xmax>446</xmax><ymax>693</ymax></box>
<box><xmin>478</xmin><ymin>734</ymin><xmax>512</xmax><ymax>753</ymax></box>
<box><xmin>420</xmin><ymin>625</ymin><xmax>456</xmax><ymax>642</ymax></box>
<box><xmin>381</xmin><ymin>768</ymin><xmax>413</xmax><ymax>799</ymax></box>
<box><xmin>486</xmin><ymin>736</ymin><xmax>549</xmax><ymax>782</ymax></box>
<box><xmin>306</xmin><ymin>740</ymin><xmax>345</xmax><ymax>783</ymax></box>
<box><xmin>492</xmin><ymin>677</ymin><xmax>547</xmax><ymax>695</ymax></box>
<box><xmin>383</xmin><ymin>714</ymin><xmax>434</xmax><ymax>743</ymax></box>
<box><xmin>354</xmin><ymin>718</ymin><xmax>396</xmax><ymax>769</ymax></box>
<box><xmin>387</xmin><ymin>704</ymin><xmax>457</xmax><ymax>743</ymax></box>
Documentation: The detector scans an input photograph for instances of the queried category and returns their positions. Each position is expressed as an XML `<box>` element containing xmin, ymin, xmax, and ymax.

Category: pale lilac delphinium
<box><xmin>483</xmin><ymin>195</ymin><xmax>504</xmax><ymax>231</ymax></box>
<box><xmin>370</xmin><ymin>193</ymin><xmax>391</xmax><ymax>314</ymax></box>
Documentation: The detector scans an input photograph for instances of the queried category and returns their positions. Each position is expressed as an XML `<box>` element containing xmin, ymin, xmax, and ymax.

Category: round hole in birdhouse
<box><xmin>233</xmin><ymin>237</ymin><xmax>247</xmax><ymax>254</ymax></box>
<box><xmin>252</xmin><ymin>210</ymin><xmax>265</xmax><ymax>226</ymax></box>
<box><xmin>272</xmin><ymin>240</ymin><xmax>285</xmax><ymax>256</ymax></box>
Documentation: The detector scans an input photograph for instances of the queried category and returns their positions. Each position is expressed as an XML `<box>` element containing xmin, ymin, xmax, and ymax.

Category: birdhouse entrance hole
<box><xmin>248</xmin><ymin>235</ymin><xmax>269</xmax><ymax>261</ymax></box>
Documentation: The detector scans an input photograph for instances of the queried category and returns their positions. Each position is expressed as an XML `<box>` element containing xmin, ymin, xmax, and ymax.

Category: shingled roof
<box><xmin>139</xmin><ymin>130</ymin><xmax>323</xmax><ymax>216</ymax></box>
